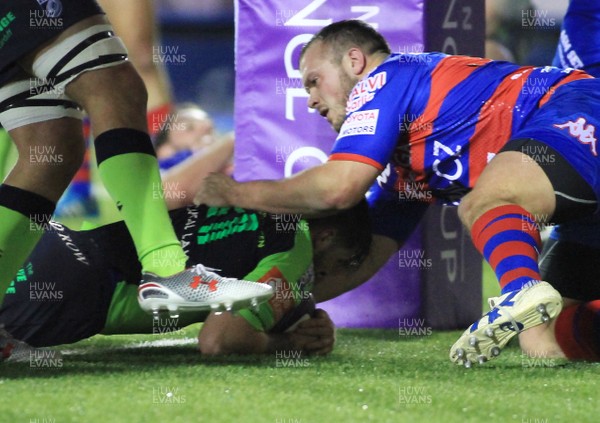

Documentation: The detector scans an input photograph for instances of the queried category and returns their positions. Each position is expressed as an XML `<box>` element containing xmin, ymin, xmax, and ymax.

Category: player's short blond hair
<box><xmin>300</xmin><ymin>20</ymin><xmax>391</xmax><ymax>65</ymax></box>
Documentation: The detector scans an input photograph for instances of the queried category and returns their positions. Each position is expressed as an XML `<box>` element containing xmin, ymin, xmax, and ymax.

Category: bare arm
<box><xmin>161</xmin><ymin>136</ymin><xmax>234</xmax><ymax>209</ymax></box>
<box><xmin>312</xmin><ymin>234</ymin><xmax>399</xmax><ymax>302</ymax></box>
<box><xmin>198</xmin><ymin>309</ymin><xmax>335</xmax><ymax>356</ymax></box>
<box><xmin>197</xmin><ymin>311</ymin><xmax>270</xmax><ymax>355</ymax></box>
<box><xmin>195</xmin><ymin>160</ymin><xmax>381</xmax><ymax>217</ymax></box>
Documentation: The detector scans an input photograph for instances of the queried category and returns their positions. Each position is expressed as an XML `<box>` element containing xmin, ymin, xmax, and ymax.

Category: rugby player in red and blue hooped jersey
<box><xmin>321</xmin><ymin>23</ymin><xmax>597</xmax><ymax>368</ymax></box>
<box><xmin>332</xmin><ymin>53</ymin><xmax>591</xmax><ymax>203</ymax></box>
<box><xmin>197</xmin><ymin>19</ymin><xmax>600</xmax><ymax>367</ymax></box>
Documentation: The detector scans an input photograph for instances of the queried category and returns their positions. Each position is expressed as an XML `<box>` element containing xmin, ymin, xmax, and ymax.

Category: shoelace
<box><xmin>487</xmin><ymin>281</ymin><xmax>542</xmax><ymax>310</ymax></box>
<box><xmin>494</xmin><ymin>304</ymin><xmax>522</xmax><ymax>334</ymax></box>
<box><xmin>485</xmin><ymin>293</ymin><xmax>522</xmax><ymax>334</ymax></box>
<box><xmin>192</xmin><ymin>264</ymin><xmax>236</xmax><ymax>283</ymax></box>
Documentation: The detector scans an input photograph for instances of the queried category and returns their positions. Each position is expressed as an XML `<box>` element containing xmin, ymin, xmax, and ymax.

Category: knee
<box><xmin>127</xmin><ymin>41</ymin><xmax>157</xmax><ymax>78</ymax></box>
<box><xmin>457</xmin><ymin>192</ymin><xmax>487</xmax><ymax>229</ymax></box>
<box><xmin>108</xmin><ymin>64</ymin><xmax>148</xmax><ymax>110</ymax></box>
<box><xmin>458</xmin><ymin>189</ymin><xmax>517</xmax><ymax>229</ymax></box>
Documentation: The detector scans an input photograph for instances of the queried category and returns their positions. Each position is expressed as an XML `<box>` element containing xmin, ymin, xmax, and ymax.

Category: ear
<box><xmin>345</xmin><ymin>47</ymin><xmax>368</xmax><ymax>77</ymax></box>
<box><xmin>312</xmin><ymin>227</ymin><xmax>337</xmax><ymax>253</ymax></box>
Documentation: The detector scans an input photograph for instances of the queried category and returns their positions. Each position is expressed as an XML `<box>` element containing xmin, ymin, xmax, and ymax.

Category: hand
<box><xmin>194</xmin><ymin>172</ymin><xmax>237</xmax><ymax>207</ymax></box>
<box><xmin>288</xmin><ymin>309</ymin><xmax>336</xmax><ymax>355</ymax></box>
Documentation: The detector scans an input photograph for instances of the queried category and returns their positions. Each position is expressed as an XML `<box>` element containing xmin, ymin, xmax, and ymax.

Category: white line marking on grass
<box><xmin>60</xmin><ymin>337</ymin><xmax>197</xmax><ymax>356</ymax></box>
<box><xmin>125</xmin><ymin>337</ymin><xmax>197</xmax><ymax>349</ymax></box>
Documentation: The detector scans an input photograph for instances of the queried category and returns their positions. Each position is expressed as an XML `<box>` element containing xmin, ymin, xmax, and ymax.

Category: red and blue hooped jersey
<box><xmin>330</xmin><ymin>53</ymin><xmax>592</xmax><ymax>202</ymax></box>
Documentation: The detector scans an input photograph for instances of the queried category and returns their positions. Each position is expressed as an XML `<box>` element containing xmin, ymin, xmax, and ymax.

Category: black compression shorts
<box><xmin>500</xmin><ymin>138</ymin><xmax>597</xmax><ymax>223</ymax></box>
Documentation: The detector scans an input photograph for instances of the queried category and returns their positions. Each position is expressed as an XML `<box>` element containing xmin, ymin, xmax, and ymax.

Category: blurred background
<box><xmin>156</xmin><ymin>0</ymin><xmax>236</xmax><ymax>132</ymax></box>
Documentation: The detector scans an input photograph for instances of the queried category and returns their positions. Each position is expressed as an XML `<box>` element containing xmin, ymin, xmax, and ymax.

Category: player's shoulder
<box><xmin>384</xmin><ymin>52</ymin><xmax>447</xmax><ymax>73</ymax></box>
<box><xmin>360</xmin><ymin>52</ymin><xmax>445</xmax><ymax>94</ymax></box>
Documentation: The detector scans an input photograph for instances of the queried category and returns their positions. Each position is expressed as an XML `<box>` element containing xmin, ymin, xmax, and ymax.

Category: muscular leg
<box><xmin>66</xmin><ymin>60</ymin><xmax>148</xmax><ymax>134</ymax></box>
<box><xmin>459</xmin><ymin>151</ymin><xmax>556</xmax><ymax>228</ymax></box>
<box><xmin>458</xmin><ymin>151</ymin><xmax>555</xmax><ymax>293</ymax></box>
<box><xmin>0</xmin><ymin>118</ymin><xmax>84</xmax><ymax>299</ymax></box>
<box><xmin>6</xmin><ymin>119</ymin><xmax>85</xmax><ymax>202</ymax></box>
<box><xmin>0</xmin><ymin>12</ymin><xmax>272</xmax><ymax>323</ymax></box>
<box><xmin>20</xmin><ymin>15</ymin><xmax>187</xmax><ymax>277</ymax></box>
<box><xmin>450</xmin><ymin>150</ymin><xmax>564</xmax><ymax>365</ymax></box>
<box><xmin>99</xmin><ymin>0</ymin><xmax>172</xmax><ymax>109</ymax></box>
<box><xmin>60</xmin><ymin>21</ymin><xmax>184</xmax><ymax>276</ymax></box>
<box><xmin>99</xmin><ymin>0</ymin><xmax>172</xmax><ymax>133</ymax></box>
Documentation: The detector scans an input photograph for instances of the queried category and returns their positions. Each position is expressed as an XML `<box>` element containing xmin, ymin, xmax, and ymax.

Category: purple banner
<box><xmin>235</xmin><ymin>0</ymin><xmax>424</xmax><ymax>329</ymax></box>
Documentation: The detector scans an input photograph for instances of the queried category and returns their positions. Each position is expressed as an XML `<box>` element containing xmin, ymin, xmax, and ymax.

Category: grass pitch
<box><xmin>2</xmin><ymin>325</ymin><xmax>599</xmax><ymax>423</ymax></box>
<box><xmin>2</xmin><ymin>154</ymin><xmax>597</xmax><ymax>422</ymax></box>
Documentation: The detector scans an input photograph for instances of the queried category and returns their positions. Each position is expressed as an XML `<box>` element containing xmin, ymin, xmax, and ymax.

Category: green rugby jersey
<box><xmin>1</xmin><ymin>206</ymin><xmax>314</xmax><ymax>346</ymax></box>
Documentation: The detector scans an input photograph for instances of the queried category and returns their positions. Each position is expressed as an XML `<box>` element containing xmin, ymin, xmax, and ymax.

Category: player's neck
<box><xmin>360</xmin><ymin>52</ymin><xmax>388</xmax><ymax>78</ymax></box>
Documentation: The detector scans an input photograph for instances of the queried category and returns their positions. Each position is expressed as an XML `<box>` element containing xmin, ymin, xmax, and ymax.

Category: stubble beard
<box><xmin>332</xmin><ymin>70</ymin><xmax>359</xmax><ymax>133</ymax></box>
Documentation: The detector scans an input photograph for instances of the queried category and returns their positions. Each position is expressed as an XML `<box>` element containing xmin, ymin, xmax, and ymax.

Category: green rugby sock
<box><xmin>0</xmin><ymin>185</ymin><xmax>54</xmax><ymax>304</ymax></box>
<box><xmin>0</xmin><ymin>129</ymin><xmax>14</xmax><ymax>179</ymax></box>
<box><xmin>95</xmin><ymin>128</ymin><xmax>187</xmax><ymax>277</ymax></box>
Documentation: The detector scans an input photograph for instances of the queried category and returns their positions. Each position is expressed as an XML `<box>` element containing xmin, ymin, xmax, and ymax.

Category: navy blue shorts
<box><xmin>0</xmin><ymin>0</ymin><xmax>103</xmax><ymax>85</ymax></box>
<box><xmin>0</xmin><ymin>221</ymin><xmax>115</xmax><ymax>347</ymax></box>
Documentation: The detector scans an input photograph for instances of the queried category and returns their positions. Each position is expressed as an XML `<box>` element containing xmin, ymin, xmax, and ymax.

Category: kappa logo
<box><xmin>554</xmin><ymin>117</ymin><xmax>598</xmax><ymax>156</ymax></box>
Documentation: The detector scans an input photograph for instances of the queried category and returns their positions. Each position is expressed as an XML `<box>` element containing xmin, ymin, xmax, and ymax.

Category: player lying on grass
<box><xmin>196</xmin><ymin>19</ymin><xmax>600</xmax><ymax>367</ymax></box>
<box><xmin>0</xmin><ymin>0</ymin><xmax>271</xmax><ymax>326</ymax></box>
<box><xmin>0</xmin><ymin>201</ymin><xmax>370</xmax><ymax>361</ymax></box>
